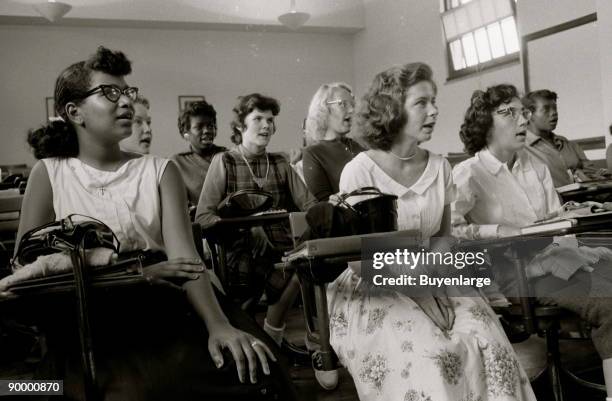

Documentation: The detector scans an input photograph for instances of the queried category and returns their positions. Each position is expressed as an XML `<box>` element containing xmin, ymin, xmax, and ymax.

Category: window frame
<box><xmin>440</xmin><ymin>0</ymin><xmax>520</xmax><ymax>81</ymax></box>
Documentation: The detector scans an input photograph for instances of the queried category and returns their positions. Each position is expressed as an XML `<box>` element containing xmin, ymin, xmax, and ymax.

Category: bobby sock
<box><xmin>263</xmin><ymin>318</ymin><xmax>285</xmax><ymax>346</ymax></box>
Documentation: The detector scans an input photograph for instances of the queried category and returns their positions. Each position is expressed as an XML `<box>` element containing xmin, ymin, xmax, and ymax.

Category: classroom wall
<box><xmin>596</xmin><ymin>0</ymin><xmax>612</xmax><ymax>148</ymax></box>
<box><xmin>0</xmin><ymin>0</ymin><xmax>606</xmax><ymax>165</ymax></box>
<box><xmin>0</xmin><ymin>25</ymin><xmax>354</xmax><ymax>165</ymax></box>
<box><xmin>352</xmin><ymin>0</ymin><xmax>599</xmax><ymax>155</ymax></box>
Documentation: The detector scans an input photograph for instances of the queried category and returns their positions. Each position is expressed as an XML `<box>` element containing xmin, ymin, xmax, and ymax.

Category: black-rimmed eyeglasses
<box><xmin>82</xmin><ymin>85</ymin><xmax>139</xmax><ymax>103</ymax></box>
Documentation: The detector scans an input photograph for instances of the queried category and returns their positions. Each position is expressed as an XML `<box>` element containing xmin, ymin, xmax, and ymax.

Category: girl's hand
<box><xmin>497</xmin><ymin>225</ymin><xmax>521</xmax><ymax>238</ymax></box>
<box><xmin>135</xmin><ymin>258</ymin><xmax>205</xmax><ymax>290</ymax></box>
<box><xmin>328</xmin><ymin>193</ymin><xmax>344</xmax><ymax>206</ymax></box>
<box><xmin>412</xmin><ymin>294</ymin><xmax>455</xmax><ymax>332</ymax></box>
<box><xmin>208</xmin><ymin>323</ymin><xmax>277</xmax><ymax>384</ymax></box>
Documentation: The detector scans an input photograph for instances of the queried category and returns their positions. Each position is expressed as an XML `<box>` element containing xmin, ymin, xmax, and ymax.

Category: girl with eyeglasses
<box><xmin>302</xmin><ymin>82</ymin><xmax>365</xmax><ymax>201</ymax></box>
<box><xmin>452</xmin><ymin>84</ymin><xmax>612</xmax><ymax>399</ymax></box>
<box><xmin>326</xmin><ymin>67</ymin><xmax>536</xmax><ymax>401</ymax></box>
<box><xmin>18</xmin><ymin>46</ymin><xmax>296</xmax><ymax>400</ymax></box>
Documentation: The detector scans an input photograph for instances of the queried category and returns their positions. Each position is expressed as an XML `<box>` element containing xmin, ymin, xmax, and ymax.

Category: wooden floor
<box><xmin>280</xmin><ymin>308</ymin><xmax>359</xmax><ymax>401</ymax></box>
<box><xmin>0</xmin><ymin>306</ymin><xmax>607</xmax><ymax>401</ymax></box>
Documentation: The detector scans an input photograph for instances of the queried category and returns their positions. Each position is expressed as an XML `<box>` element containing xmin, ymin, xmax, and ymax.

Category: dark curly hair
<box><xmin>27</xmin><ymin>46</ymin><xmax>132</xmax><ymax>159</ymax></box>
<box><xmin>177</xmin><ymin>100</ymin><xmax>216</xmax><ymax>137</ymax></box>
<box><xmin>522</xmin><ymin>89</ymin><xmax>557</xmax><ymax>112</ymax></box>
<box><xmin>230</xmin><ymin>93</ymin><xmax>280</xmax><ymax>138</ymax></box>
<box><xmin>459</xmin><ymin>84</ymin><xmax>519</xmax><ymax>155</ymax></box>
<box><xmin>357</xmin><ymin>62</ymin><xmax>435</xmax><ymax>151</ymax></box>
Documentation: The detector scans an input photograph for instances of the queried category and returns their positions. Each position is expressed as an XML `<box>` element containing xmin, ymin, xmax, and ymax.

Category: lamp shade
<box><xmin>278</xmin><ymin>10</ymin><xmax>310</xmax><ymax>30</ymax></box>
<box><xmin>33</xmin><ymin>1</ymin><xmax>72</xmax><ymax>22</ymax></box>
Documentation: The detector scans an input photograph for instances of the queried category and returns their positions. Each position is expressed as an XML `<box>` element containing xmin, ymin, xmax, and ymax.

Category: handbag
<box><xmin>217</xmin><ymin>189</ymin><xmax>274</xmax><ymax>218</ymax></box>
<box><xmin>336</xmin><ymin>186</ymin><xmax>399</xmax><ymax>234</ymax></box>
<box><xmin>13</xmin><ymin>214</ymin><xmax>120</xmax><ymax>269</ymax></box>
<box><xmin>11</xmin><ymin>214</ymin><xmax>122</xmax><ymax>400</ymax></box>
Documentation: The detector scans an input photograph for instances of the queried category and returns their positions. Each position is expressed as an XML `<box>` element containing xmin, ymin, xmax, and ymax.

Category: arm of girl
<box><xmin>158</xmin><ymin>162</ymin><xmax>276</xmax><ymax>384</ymax></box>
<box><xmin>15</xmin><ymin>161</ymin><xmax>56</xmax><ymax>253</ymax></box>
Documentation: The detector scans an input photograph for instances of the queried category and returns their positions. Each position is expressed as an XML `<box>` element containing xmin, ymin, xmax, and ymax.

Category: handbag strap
<box><xmin>71</xmin><ymin>228</ymin><xmax>101</xmax><ymax>400</ymax></box>
<box><xmin>336</xmin><ymin>187</ymin><xmax>385</xmax><ymax>213</ymax></box>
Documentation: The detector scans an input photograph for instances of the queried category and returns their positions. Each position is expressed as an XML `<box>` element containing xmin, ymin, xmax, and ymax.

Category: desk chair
<box><xmin>499</xmin><ymin>243</ymin><xmax>606</xmax><ymax>401</ymax></box>
<box><xmin>0</xmin><ymin>195</ymin><xmax>22</xmax><ymax>273</ymax></box>
<box><xmin>279</xmin><ymin>212</ymin><xmax>344</xmax><ymax>389</ymax></box>
<box><xmin>201</xmin><ymin>213</ymin><xmax>292</xmax><ymax>312</ymax></box>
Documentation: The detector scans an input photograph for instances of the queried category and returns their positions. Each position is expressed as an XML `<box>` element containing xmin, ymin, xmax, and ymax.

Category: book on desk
<box><xmin>283</xmin><ymin>230</ymin><xmax>421</xmax><ymax>262</ymax></box>
<box><xmin>556</xmin><ymin>179</ymin><xmax>612</xmax><ymax>194</ymax></box>
<box><xmin>5</xmin><ymin>256</ymin><xmax>146</xmax><ymax>295</ymax></box>
<box><xmin>520</xmin><ymin>209</ymin><xmax>612</xmax><ymax>235</ymax></box>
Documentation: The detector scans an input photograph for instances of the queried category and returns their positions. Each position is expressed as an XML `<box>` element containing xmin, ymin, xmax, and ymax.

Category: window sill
<box><xmin>445</xmin><ymin>54</ymin><xmax>520</xmax><ymax>83</ymax></box>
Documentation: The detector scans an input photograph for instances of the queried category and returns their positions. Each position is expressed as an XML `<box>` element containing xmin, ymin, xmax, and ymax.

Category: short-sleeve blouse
<box><xmin>339</xmin><ymin>151</ymin><xmax>455</xmax><ymax>239</ymax></box>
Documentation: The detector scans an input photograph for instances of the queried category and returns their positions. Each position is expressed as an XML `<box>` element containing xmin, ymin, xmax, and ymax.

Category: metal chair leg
<box><xmin>313</xmin><ymin>283</ymin><xmax>336</xmax><ymax>371</ymax></box>
<box><xmin>71</xmin><ymin>249</ymin><xmax>98</xmax><ymax>401</ymax></box>
<box><xmin>545</xmin><ymin>323</ymin><xmax>565</xmax><ymax>401</ymax></box>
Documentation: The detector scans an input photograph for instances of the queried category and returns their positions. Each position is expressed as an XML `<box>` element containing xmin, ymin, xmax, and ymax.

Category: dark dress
<box><xmin>302</xmin><ymin>137</ymin><xmax>364</xmax><ymax>201</ymax></box>
<box><xmin>30</xmin><ymin>284</ymin><xmax>297</xmax><ymax>401</ymax></box>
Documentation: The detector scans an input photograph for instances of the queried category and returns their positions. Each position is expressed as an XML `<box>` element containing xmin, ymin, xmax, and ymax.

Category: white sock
<box><xmin>263</xmin><ymin>318</ymin><xmax>285</xmax><ymax>346</ymax></box>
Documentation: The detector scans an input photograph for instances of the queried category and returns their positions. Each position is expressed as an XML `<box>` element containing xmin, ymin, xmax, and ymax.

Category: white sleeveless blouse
<box><xmin>42</xmin><ymin>155</ymin><xmax>169</xmax><ymax>253</ymax></box>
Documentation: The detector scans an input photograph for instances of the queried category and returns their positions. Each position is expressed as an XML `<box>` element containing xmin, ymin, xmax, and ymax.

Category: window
<box><xmin>440</xmin><ymin>0</ymin><xmax>519</xmax><ymax>79</ymax></box>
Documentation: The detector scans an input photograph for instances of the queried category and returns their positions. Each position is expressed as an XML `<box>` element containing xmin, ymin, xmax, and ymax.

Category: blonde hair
<box><xmin>305</xmin><ymin>82</ymin><xmax>353</xmax><ymax>143</ymax></box>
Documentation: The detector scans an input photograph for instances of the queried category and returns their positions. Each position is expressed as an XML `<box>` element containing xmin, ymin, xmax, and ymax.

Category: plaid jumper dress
<box><xmin>222</xmin><ymin>150</ymin><xmax>299</xmax><ymax>301</ymax></box>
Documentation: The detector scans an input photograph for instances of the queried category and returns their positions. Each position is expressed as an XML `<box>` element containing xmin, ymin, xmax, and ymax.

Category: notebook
<box><xmin>520</xmin><ymin>210</ymin><xmax>612</xmax><ymax>235</ymax></box>
<box><xmin>283</xmin><ymin>230</ymin><xmax>420</xmax><ymax>261</ymax></box>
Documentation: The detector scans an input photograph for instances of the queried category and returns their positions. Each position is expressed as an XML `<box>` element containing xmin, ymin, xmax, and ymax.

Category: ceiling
<box><xmin>0</xmin><ymin>0</ymin><xmax>366</xmax><ymax>33</ymax></box>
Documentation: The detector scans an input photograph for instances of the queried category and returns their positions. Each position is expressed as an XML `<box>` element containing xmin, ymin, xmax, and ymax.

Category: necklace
<box><xmin>388</xmin><ymin>149</ymin><xmax>418</xmax><ymax>161</ymax></box>
<box><xmin>76</xmin><ymin>158</ymin><xmax>125</xmax><ymax>196</ymax></box>
<box><xmin>238</xmin><ymin>146</ymin><xmax>269</xmax><ymax>188</ymax></box>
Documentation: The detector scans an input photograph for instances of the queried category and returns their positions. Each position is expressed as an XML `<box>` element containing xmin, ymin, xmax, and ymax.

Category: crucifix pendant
<box><xmin>253</xmin><ymin>177</ymin><xmax>266</xmax><ymax>188</ymax></box>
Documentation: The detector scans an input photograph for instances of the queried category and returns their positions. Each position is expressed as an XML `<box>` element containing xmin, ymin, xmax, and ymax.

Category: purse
<box><xmin>13</xmin><ymin>214</ymin><xmax>120</xmax><ymax>269</ymax></box>
<box><xmin>11</xmin><ymin>214</ymin><xmax>122</xmax><ymax>399</ymax></box>
<box><xmin>336</xmin><ymin>186</ymin><xmax>399</xmax><ymax>234</ymax></box>
<box><xmin>217</xmin><ymin>189</ymin><xmax>274</xmax><ymax>218</ymax></box>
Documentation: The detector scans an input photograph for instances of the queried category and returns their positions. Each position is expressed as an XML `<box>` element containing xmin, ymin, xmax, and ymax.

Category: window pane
<box><xmin>466</xmin><ymin>1</ymin><xmax>483</xmax><ymax>28</ymax></box>
<box><xmin>474</xmin><ymin>27</ymin><xmax>492</xmax><ymax>62</ymax></box>
<box><xmin>450</xmin><ymin>40</ymin><xmax>467</xmax><ymax>70</ymax></box>
<box><xmin>460</xmin><ymin>0</ymin><xmax>473</xmax><ymax>4</ymax></box>
<box><xmin>451</xmin><ymin>0</ymin><xmax>459</xmax><ymax>8</ymax></box>
<box><xmin>500</xmin><ymin>16</ymin><xmax>519</xmax><ymax>53</ymax></box>
<box><xmin>455</xmin><ymin>8</ymin><xmax>471</xmax><ymax>35</ymax></box>
<box><xmin>493</xmin><ymin>0</ymin><xmax>512</xmax><ymax>19</ymax></box>
<box><xmin>461</xmin><ymin>32</ymin><xmax>479</xmax><ymax>66</ymax></box>
<box><xmin>480</xmin><ymin>0</ymin><xmax>497</xmax><ymax>25</ymax></box>
<box><xmin>487</xmin><ymin>22</ymin><xmax>506</xmax><ymax>58</ymax></box>
<box><xmin>443</xmin><ymin>13</ymin><xmax>458</xmax><ymax>39</ymax></box>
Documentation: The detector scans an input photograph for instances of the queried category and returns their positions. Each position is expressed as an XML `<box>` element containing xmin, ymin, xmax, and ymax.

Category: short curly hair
<box><xmin>177</xmin><ymin>100</ymin><xmax>216</xmax><ymax>137</ymax></box>
<box><xmin>357</xmin><ymin>63</ymin><xmax>435</xmax><ymax>151</ymax></box>
<box><xmin>230</xmin><ymin>93</ymin><xmax>280</xmax><ymax>137</ymax></box>
<box><xmin>305</xmin><ymin>82</ymin><xmax>353</xmax><ymax>143</ymax></box>
<box><xmin>522</xmin><ymin>89</ymin><xmax>557</xmax><ymax>112</ymax></box>
<box><xmin>459</xmin><ymin>84</ymin><xmax>519</xmax><ymax>155</ymax></box>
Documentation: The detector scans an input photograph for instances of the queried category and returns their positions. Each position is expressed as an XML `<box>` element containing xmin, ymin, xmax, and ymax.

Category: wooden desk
<box><xmin>278</xmin><ymin>230</ymin><xmax>419</xmax><ymax>372</ymax></box>
<box><xmin>280</xmin><ymin>223</ymin><xmax>612</xmax><ymax>374</ymax></box>
<box><xmin>558</xmin><ymin>179</ymin><xmax>612</xmax><ymax>202</ymax></box>
<box><xmin>0</xmin><ymin>194</ymin><xmax>22</xmax><ymax>233</ymax></box>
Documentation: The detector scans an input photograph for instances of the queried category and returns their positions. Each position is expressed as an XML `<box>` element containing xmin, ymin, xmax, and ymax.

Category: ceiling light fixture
<box><xmin>278</xmin><ymin>0</ymin><xmax>310</xmax><ymax>30</ymax></box>
<box><xmin>33</xmin><ymin>0</ymin><xmax>72</xmax><ymax>23</ymax></box>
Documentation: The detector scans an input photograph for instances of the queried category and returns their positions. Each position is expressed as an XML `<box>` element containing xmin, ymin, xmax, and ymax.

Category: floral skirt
<box><xmin>327</xmin><ymin>268</ymin><xmax>537</xmax><ymax>401</ymax></box>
